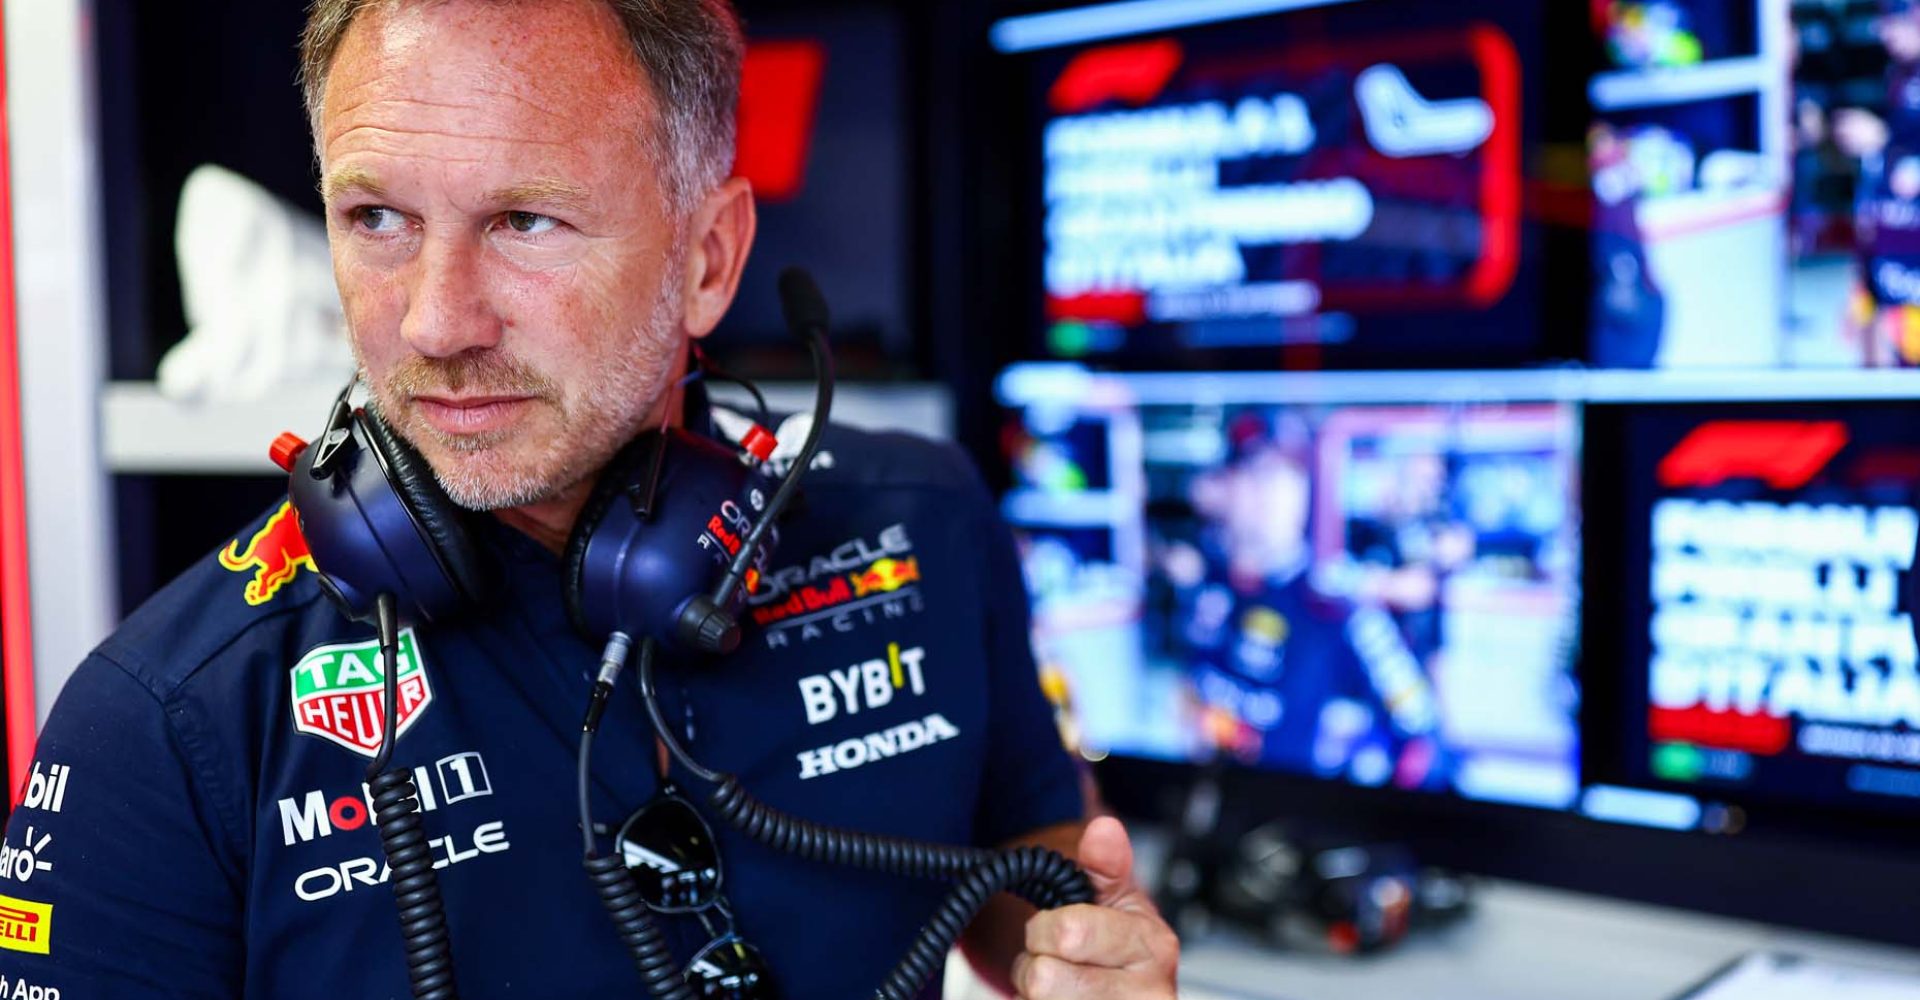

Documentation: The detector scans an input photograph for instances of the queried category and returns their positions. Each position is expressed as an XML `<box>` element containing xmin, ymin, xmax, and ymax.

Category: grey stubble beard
<box><xmin>356</xmin><ymin>255</ymin><xmax>687</xmax><ymax>512</ymax></box>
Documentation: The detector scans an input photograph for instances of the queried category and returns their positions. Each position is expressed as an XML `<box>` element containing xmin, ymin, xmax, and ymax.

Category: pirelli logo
<box><xmin>0</xmin><ymin>895</ymin><xmax>52</xmax><ymax>954</ymax></box>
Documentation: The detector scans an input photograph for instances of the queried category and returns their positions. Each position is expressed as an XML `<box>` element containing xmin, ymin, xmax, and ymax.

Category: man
<box><xmin>1169</xmin><ymin>414</ymin><xmax>1443</xmax><ymax>789</ymax></box>
<box><xmin>1834</xmin><ymin>0</ymin><xmax>1920</xmax><ymax>365</ymax></box>
<box><xmin>0</xmin><ymin>2</ymin><xmax>1178</xmax><ymax>997</ymax></box>
<box><xmin>1587</xmin><ymin>122</ymin><xmax>1666</xmax><ymax>370</ymax></box>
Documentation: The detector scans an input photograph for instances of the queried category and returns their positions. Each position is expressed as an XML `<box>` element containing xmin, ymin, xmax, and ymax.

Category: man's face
<box><xmin>1223</xmin><ymin>450</ymin><xmax>1310</xmax><ymax>572</ymax></box>
<box><xmin>320</xmin><ymin>0</ymin><xmax>687</xmax><ymax>509</ymax></box>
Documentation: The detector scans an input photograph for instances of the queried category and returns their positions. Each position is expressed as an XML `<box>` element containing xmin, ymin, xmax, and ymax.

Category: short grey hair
<box><xmin>298</xmin><ymin>0</ymin><xmax>743</xmax><ymax>212</ymax></box>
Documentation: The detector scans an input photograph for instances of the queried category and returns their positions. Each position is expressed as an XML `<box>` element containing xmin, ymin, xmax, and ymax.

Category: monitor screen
<box><xmin>1585</xmin><ymin>398</ymin><xmax>1920</xmax><ymax>827</ymax></box>
<box><xmin>1586</xmin><ymin>0</ymin><xmax>1778</xmax><ymax>368</ymax></box>
<box><xmin>1586</xmin><ymin>1</ymin><xmax>1920</xmax><ymax>371</ymax></box>
<box><xmin>997</xmin><ymin>0</ymin><xmax>1590</xmax><ymax>369</ymax></box>
<box><xmin>999</xmin><ymin>367</ymin><xmax>1584</xmax><ymax>810</ymax></box>
<box><xmin>997</xmin><ymin>0</ymin><xmax>1920</xmax><ymax>373</ymax></box>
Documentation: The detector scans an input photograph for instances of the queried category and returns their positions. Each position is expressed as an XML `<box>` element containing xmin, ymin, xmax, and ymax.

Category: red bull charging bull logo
<box><xmin>219</xmin><ymin>501</ymin><xmax>316</xmax><ymax>606</ymax></box>
<box><xmin>850</xmin><ymin>557</ymin><xmax>919</xmax><ymax>598</ymax></box>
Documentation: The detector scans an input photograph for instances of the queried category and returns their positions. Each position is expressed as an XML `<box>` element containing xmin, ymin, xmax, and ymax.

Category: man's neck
<box><xmin>492</xmin><ymin>483</ymin><xmax>596</xmax><ymax>554</ymax></box>
<box><xmin>491</xmin><ymin>379</ymin><xmax>687</xmax><ymax>554</ymax></box>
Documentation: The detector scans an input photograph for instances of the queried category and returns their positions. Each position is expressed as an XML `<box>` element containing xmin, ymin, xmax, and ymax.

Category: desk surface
<box><xmin>1174</xmin><ymin>879</ymin><xmax>1920</xmax><ymax>1000</ymax></box>
<box><xmin>945</xmin><ymin>872</ymin><xmax>1920</xmax><ymax>1000</ymax></box>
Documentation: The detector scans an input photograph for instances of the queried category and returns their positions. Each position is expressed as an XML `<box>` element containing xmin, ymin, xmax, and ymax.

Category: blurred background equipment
<box><xmin>1154</xmin><ymin>764</ymin><xmax>1476</xmax><ymax>957</ymax></box>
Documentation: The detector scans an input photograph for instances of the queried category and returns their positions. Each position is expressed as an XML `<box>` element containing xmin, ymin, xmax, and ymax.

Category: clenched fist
<box><xmin>1011</xmin><ymin>817</ymin><xmax>1180</xmax><ymax>999</ymax></box>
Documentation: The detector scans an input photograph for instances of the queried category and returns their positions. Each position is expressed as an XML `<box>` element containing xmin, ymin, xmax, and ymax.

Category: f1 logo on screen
<box><xmin>1656</xmin><ymin>421</ymin><xmax>1850</xmax><ymax>491</ymax></box>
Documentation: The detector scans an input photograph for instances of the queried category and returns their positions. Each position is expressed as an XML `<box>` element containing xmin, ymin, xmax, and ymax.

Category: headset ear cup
<box><xmin>562</xmin><ymin>433</ymin><xmax>664</xmax><ymax>638</ymax></box>
<box><xmin>360</xmin><ymin>409</ymin><xmax>498</xmax><ymax>609</ymax></box>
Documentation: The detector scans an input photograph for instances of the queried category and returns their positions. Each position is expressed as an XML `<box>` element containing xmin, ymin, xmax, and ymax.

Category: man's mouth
<box><xmin>412</xmin><ymin>394</ymin><xmax>538</xmax><ymax>436</ymax></box>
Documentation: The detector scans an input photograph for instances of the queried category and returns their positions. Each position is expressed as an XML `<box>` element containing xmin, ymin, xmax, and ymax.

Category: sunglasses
<box><xmin>616</xmin><ymin>781</ymin><xmax>778</xmax><ymax>999</ymax></box>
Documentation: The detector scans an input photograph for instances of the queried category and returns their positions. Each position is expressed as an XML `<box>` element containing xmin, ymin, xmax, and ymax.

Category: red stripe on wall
<box><xmin>0</xmin><ymin>13</ymin><xmax>39</xmax><ymax>805</ymax></box>
<box><xmin>735</xmin><ymin>40</ymin><xmax>827</xmax><ymax>204</ymax></box>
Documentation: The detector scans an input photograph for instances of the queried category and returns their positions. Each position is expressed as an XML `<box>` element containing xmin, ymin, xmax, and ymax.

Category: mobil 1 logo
<box><xmin>19</xmin><ymin>763</ymin><xmax>69</xmax><ymax>814</ymax></box>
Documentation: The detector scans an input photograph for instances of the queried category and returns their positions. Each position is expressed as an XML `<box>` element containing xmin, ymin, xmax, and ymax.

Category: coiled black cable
<box><xmin>877</xmin><ymin>846</ymin><xmax>1093</xmax><ymax>1000</ymax></box>
<box><xmin>708</xmin><ymin>775</ymin><xmax>988</xmax><ymax>880</ymax></box>
<box><xmin>707</xmin><ymin>775</ymin><xmax>1093</xmax><ymax>1000</ymax></box>
<box><xmin>636</xmin><ymin>637</ymin><xmax>1094</xmax><ymax>1000</ymax></box>
<box><xmin>369</xmin><ymin>593</ymin><xmax>459</xmax><ymax>1000</ymax></box>
<box><xmin>578</xmin><ymin>635</ymin><xmax>697</xmax><ymax>1000</ymax></box>
<box><xmin>582</xmin><ymin>853</ymin><xmax>697</xmax><ymax>1000</ymax></box>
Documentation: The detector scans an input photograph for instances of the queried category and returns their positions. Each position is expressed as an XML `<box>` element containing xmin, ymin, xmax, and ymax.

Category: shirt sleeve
<box><xmin>0</xmin><ymin>653</ymin><xmax>244</xmax><ymax>998</ymax></box>
<box><xmin>967</xmin><ymin>492</ymin><xmax>1087</xmax><ymax>848</ymax></box>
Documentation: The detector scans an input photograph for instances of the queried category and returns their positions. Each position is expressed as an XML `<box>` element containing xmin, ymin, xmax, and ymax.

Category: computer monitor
<box><xmin>998</xmin><ymin>366</ymin><xmax>1584</xmax><ymax>810</ymax></box>
<box><xmin>1589</xmin><ymin>0</ymin><xmax>1920</xmax><ymax>370</ymax></box>
<box><xmin>992</xmin><ymin>0</ymin><xmax>1920</xmax><ymax>373</ymax></box>
<box><xmin>989</xmin><ymin>0</ymin><xmax>1593</xmax><ymax>369</ymax></box>
<box><xmin>1582</xmin><ymin>392</ymin><xmax>1920</xmax><ymax>844</ymax></box>
<box><xmin>984</xmin><ymin>0</ymin><xmax>1920</xmax><ymax>947</ymax></box>
<box><xmin>1585</xmin><ymin>0</ymin><xmax>1792</xmax><ymax>368</ymax></box>
<box><xmin>999</xmin><ymin>365</ymin><xmax>1920</xmax><ymax>946</ymax></box>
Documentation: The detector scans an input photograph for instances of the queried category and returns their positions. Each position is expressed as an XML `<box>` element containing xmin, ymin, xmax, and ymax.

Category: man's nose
<box><xmin>400</xmin><ymin>235</ymin><xmax>502</xmax><ymax>358</ymax></box>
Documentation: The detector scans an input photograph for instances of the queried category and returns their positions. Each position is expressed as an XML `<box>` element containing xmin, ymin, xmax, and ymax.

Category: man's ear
<box><xmin>681</xmin><ymin>176</ymin><xmax>757</xmax><ymax>340</ymax></box>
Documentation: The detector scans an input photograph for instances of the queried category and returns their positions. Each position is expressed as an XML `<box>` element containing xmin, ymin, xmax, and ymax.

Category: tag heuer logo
<box><xmin>290</xmin><ymin>630</ymin><xmax>433</xmax><ymax>757</ymax></box>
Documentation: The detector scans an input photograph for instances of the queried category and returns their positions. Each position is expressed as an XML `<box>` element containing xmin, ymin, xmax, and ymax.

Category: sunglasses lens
<box><xmin>616</xmin><ymin>795</ymin><xmax>722</xmax><ymax>910</ymax></box>
<box><xmin>685</xmin><ymin>937</ymin><xmax>778</xmax><ymax>1000</ymax></box>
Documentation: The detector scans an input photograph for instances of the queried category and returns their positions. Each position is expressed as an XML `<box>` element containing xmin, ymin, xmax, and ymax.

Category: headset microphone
<box><xmin>776</xmin><ymin>266</ymin><xmax>832</xmax><ymax>335</ymax></box>
<box><xmin>676</xmin><ymin>267</ymin><xmax>837</xmax><ymax>654</ymax></box>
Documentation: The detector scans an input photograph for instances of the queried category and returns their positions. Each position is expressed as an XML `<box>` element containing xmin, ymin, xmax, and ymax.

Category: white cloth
<box><xmin>158</xmin><ymin>164</ymin><xmax>354</xmax><ymax>401</ymax></box>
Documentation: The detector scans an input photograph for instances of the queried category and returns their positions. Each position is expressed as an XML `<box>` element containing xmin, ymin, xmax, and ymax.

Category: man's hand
<box><xmin>1010</xmin><ymin>817</ymin><xmax>1179</xmax><ymax>999</ymax></box>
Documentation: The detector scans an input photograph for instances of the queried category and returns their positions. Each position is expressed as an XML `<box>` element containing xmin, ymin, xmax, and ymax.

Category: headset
<box><xmin>279</xmin><ymin>349</ymin><xmax>783</xmax><ymax>655</ymax></box>
<box><xmin>271</xmin><ymin>269</ymin><xmax>1092</xmax><ymax>1000</ymax></box>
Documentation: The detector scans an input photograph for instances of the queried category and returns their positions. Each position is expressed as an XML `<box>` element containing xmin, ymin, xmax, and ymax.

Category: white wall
<box><xmin>6</xmin><ymin>0</ymin><xmax>117</xmax><ymax>724</ymax></box>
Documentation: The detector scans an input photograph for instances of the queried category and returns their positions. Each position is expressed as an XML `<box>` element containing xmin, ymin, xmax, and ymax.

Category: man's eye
<box><xmin>505</xmin><ymin>211</ymin><xmax>558</xmax><ymax>235</ymax></box>
<box><xmin>352</xmin><ymin>206</ymin><xmax>406</xmax><ymax>233</ymax></box>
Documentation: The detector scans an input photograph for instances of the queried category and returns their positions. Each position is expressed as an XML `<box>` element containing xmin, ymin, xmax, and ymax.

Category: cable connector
<box><xmin>582</xmin><ymin>631</ymin><xmax>633</xmax><ymax>733</ymax></box>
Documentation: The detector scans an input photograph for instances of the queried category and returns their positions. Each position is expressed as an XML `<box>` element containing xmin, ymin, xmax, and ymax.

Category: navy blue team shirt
<box><xmin>0</xmin><ymin>413</ymin><xmax>1083</xmax><ymax>999</ymax></box>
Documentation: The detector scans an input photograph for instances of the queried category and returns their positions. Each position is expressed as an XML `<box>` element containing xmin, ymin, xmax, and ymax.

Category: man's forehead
<box><xmin>323</xmin><ymin>163</ymin><xmax>596</xmax><ymax>212</ymax></box>
<box><xmin>321</xmin><ymin>0</ymin><xmax>653</xmax><ymax>150</ymax></box>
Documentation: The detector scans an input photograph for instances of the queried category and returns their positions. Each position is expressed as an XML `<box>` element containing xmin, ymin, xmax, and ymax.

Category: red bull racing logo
<box><xmin>850</xmin><ymin>557</ymin><xmax>920</xmax><ymax>598</ymax></box>
<box><xmin>219</xmin><ymin>501</ymin><xmax>315</xmax><ymax>605</ymax></box>
<box><xmin>750</xmin><ymin>525</ymin><xmax>928</xmax><ymax>647</ymax></box>
<box><xmin>754</xmin><ymin>556</ymin><xmax>923</xmax><ymax>626</ymax></box>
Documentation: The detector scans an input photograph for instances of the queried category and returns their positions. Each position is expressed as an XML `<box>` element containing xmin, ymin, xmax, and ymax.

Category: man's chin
<box><xmin>419</xmin><ymin>444</ymin><xmax>562</xmax><ymax>512</ymax></box>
